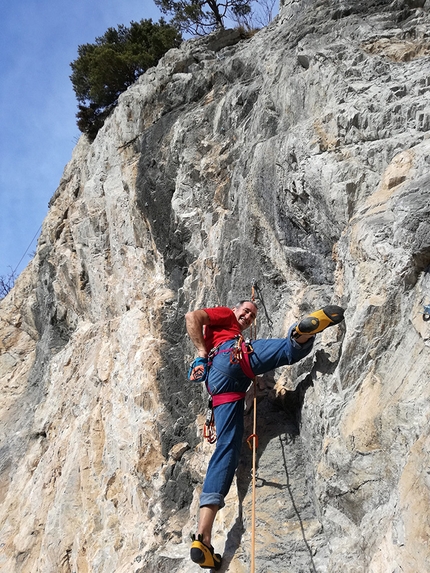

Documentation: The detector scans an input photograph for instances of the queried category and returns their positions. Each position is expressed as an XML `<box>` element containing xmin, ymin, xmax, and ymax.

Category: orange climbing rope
<box><xmin>247</xmin><ymin>281</ymin><xmax>258</xmax><ymax>573</ymax></box>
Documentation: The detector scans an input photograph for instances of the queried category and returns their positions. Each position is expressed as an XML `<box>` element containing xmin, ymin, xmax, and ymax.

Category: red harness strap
<box><xmin>239</xmin><ymin>341</ymin><xmax>255</xmax><ymax>379</ymax></box>
<box><xmin>212</xmin><ymin>391</ymin><xmax>246</xmax><ymax>407</ymax></box>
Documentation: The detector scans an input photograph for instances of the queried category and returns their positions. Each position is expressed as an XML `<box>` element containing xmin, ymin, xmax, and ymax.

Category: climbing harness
<box><xmin>201</xmin><ymin>336</ymin><xmax>255</xmax><ymax>444</ymax></box>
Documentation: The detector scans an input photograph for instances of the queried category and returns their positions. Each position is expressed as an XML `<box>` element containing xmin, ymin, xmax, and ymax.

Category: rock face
<box><xmin>1</xmin><ymin>1</ymin><xmax>430</xmax><ymax>571</ymax></box>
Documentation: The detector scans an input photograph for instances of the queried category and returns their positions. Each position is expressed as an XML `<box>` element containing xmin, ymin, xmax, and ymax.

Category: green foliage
<box><xmin>70</xmin><ymin>19</ymin><xmax>182</xmax><ymax>140</ymax></box>
<box><xmin>154</xmin><ymin>0</ymin><xmax>253</xmax><ymax>36</ymax></box>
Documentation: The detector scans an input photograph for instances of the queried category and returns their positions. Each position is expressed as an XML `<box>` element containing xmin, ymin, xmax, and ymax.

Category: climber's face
<box><xmin>233</xmin><ymin>302</ymin><xmax>257</xmax><ymax>331</ymax></box>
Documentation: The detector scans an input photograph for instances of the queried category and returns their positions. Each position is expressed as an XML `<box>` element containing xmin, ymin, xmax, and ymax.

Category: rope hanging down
<box><xmin>12</xmin><ymin>225</ymin><xmax>42</xmax><ymax>276</ymax></box>
<box><xmin>247</xmin><ymin>280</ymin><xmax>258</xmax><ymax>573</ymax></box>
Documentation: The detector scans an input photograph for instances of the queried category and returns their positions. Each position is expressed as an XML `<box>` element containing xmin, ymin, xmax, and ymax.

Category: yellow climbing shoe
<box><xmin>294</xmin><ymin>305</ymin><xmax>345</xmax><ymax>336</ymax></box>
<box><xmin>190</xmin><ymin>534</ymin><xmax>222</xmax><ymax>570</ymax></box>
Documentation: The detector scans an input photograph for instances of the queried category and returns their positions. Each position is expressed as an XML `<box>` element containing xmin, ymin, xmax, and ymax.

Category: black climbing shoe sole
<box><xmin>190</xmin><ymin>535</ymin><xmax>222</xmax><ymax>570</ymax></box>
<box><xmin>295</xmin><ymin>305</ymin><xmax>345</xmax><ymax>336</ymax></box>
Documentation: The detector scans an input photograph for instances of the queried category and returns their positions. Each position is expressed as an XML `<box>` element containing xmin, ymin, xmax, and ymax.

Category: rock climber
<box><xmin>185</xmin><ymin>300</ymin><xmax>345</xmax><ymax>569</ymax></box>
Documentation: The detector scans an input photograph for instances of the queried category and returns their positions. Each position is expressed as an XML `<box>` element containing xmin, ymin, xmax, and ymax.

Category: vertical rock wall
<box><xmin>1</xmin><ymin>1</ymin><xmax>430</xmax><ymax>572</ymax></box>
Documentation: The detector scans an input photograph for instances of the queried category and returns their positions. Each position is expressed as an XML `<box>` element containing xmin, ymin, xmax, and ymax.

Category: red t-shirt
<box><xmin>203</xmin><ymin>307</ymin><xmax>242</xmax><ymax>353</ymax></box>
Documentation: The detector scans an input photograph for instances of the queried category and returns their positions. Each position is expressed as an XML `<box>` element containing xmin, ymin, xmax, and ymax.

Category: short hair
<box><xmin>234</xmin><ymin>299</ymin><xmax>258</xmax><ymax>310</ymax></box>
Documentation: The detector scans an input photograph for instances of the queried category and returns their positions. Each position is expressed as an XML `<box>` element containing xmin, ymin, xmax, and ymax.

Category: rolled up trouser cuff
<box><xmin>289</xmin><ymin>323</ymin><xmax>315</xmax><ymax>349</ymax></box>
<box><xmin>200</xmin><ymin>491</ymin><xmax>225</xmax><ymax>509</ymax></box>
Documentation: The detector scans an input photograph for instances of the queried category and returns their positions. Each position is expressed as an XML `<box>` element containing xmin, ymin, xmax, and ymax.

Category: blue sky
<box><xmin>0</xmin><ymin>0</ymin><xmax>163</xmax><ymax>279</ymax></box>
<box><xmin>1</xmin><ymin>0</ymin><xmax>278</xmax><ymax>282</ymax></box>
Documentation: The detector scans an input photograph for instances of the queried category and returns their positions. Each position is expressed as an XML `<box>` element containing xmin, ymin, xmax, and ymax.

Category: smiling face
<box><xmin>232</xmin><ymin>301</ymin><xmax>258</xmax><ymax>331</ymax></box>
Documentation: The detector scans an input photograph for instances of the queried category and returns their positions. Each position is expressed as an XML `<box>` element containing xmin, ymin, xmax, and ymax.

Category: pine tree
<box><xmin>70</xmin><ymin>19</ymin><xmax>182</xmax><ymax>140</ymax></box>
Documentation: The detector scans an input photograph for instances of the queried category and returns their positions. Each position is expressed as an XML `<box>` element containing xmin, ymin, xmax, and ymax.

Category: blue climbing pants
<box><xmin>199</xmin><ymin>325</ymin><xmax>314</xmax><ymax>508</ymax></box>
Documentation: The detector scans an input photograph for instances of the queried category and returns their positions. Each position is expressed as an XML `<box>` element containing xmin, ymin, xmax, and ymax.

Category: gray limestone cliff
<box><xmin>1</xmin><ymin>1</ymin><xmax>430</xmax><ymax>572</ymax></box>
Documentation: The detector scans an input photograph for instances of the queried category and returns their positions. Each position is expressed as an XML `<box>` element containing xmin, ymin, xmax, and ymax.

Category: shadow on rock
<box><xmin>221</xmin><ymin>372</ymin><xmax>318</xmax><ymax>572</ymax></box>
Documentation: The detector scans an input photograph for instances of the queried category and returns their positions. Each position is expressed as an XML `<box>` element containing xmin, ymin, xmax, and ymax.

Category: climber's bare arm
<box><xmin>185</xmin><ymin>310</ymin><xmax>210</xmax><ymax>358</ymax></box>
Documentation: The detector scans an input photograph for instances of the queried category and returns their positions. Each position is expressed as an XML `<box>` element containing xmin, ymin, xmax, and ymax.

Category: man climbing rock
<box><xmin>185</xmin><ymin>301</ymin><xmax>345</xmax><ymax>569</ymax></box>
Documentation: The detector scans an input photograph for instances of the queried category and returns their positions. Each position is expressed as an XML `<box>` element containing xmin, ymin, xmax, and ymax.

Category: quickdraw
<box><xmin>230</xmin><ymin>335</ymin><xmax>256</xmax><ymax>380</ymax></box>
<box><xmin>202</xmin><ymin>349</ymin><xmax>218</xmax><ymax>444</ymax></box>
<box><xmin>203</xmin><ymin>397</ymin><xmax>216</xmax><ymax>444</ymax></box>
<box><xmin>247</xmin><ymin>433</ymin><xmax>259</xmax><ymax>450</ymax></box>
<box><xmin>230</xmin><ymin>335</ymin><xmax>254</xmax><ymax>364</ymax></box>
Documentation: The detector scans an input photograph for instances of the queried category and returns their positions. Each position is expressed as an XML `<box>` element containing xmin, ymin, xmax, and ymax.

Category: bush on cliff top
<box><xmin>70</xmin><ymin>19</ymin><xmax>182</xmax><ymax>141</ymax></box>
